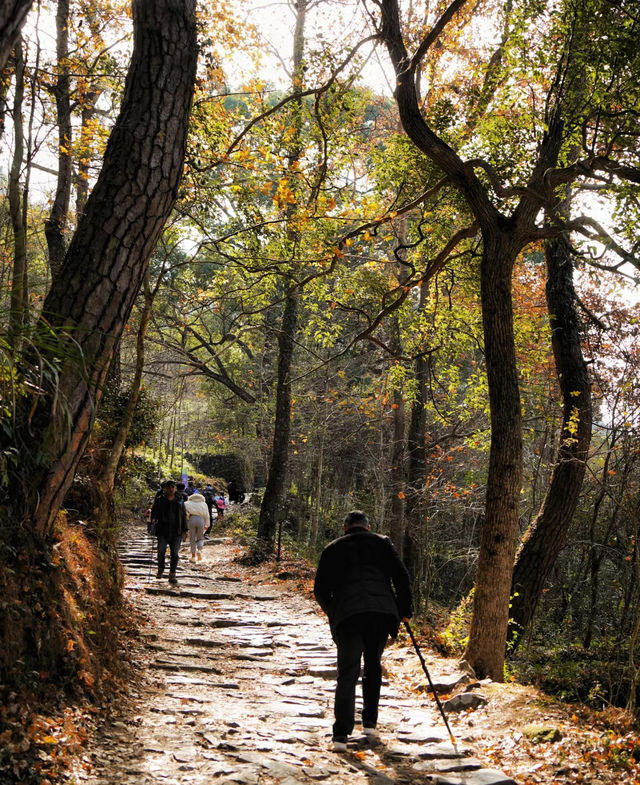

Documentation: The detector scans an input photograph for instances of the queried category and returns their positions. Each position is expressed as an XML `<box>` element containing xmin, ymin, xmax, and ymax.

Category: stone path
<box><xmin>73</xmin><ymin>530</ymin><xmax>518</xmax><ymax>785</ymax></box>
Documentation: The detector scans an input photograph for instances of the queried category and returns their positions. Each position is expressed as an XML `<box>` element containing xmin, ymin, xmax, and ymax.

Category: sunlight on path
<box><xmin>72</xmin><ymin>529</ymin><xmax>517</xmax><ymax>785</ymax></box>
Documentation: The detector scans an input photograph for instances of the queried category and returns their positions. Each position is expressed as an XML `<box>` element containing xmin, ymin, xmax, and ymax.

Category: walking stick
<box><xmin>403</xmin><ymin>620</ymin><xmax>455</xmax><ymax>743</ymax></box>
<box><xmin>147</xmin><ymin>534</ymin><xmax>156</xmax><ymax>582</ymax></box>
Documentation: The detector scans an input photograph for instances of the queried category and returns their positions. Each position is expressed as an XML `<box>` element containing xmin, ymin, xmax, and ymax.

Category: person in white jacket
<box><xmin>184</xmin><ymin>492</ymin><xmax>209</xmax><ymax>561</ymax></box>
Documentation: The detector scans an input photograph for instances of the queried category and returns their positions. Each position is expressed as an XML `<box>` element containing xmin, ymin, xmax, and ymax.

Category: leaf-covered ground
<box><xmin>1</xmin><ymin>525</ymin><xmax>639</xmax><ymax>785</ymax></box>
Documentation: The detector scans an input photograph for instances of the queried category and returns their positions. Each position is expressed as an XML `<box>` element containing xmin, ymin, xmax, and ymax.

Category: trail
<box><xmin>72</xmin><ymin>526</ymin><xmax>517</xmax><ymax>785</ymax></box>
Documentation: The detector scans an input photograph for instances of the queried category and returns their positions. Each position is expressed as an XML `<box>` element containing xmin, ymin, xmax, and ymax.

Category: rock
<box><xmin>427</xmin><ymin>769</ymin><xmax>516</xmax><ymax>785</ymax></box>
<box><xmin>430</xmin><ymin>673</ymin><xmax>473</xmax><ymax>694</ymax></box>
<box><xmin>522</xmin><ymin>723</ymin><xmax>563</xmax><ymax>743</ymax></box>
<box><xmin>457</xmin><ymin>659</ymin><xmax>477</xmax><ymax>678</ymax></box>
<box><xmin>416</xmin><ymin>741</ymin><xmax>472</xmax><ymax>759</ymax></box>
<box><xmin>397</xmin><ymin>726</ymin><xmax>449</xmax><ymax>743</ymax></box>
<box><xmin>415</xmin><ymin>756</ymin><xmax>484</xmax><ymax>773</ymax></box>
<box><xmin>443</xmin><ymin>693</ymin><xmax>488</xmax><ymax>712</ymax></box>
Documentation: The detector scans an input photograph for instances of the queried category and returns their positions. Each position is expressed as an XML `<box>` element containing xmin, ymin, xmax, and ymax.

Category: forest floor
<box><xmin>4</xmin><ymin>516</ymin><xmax>640</xmax><ymax>785</ymax></box>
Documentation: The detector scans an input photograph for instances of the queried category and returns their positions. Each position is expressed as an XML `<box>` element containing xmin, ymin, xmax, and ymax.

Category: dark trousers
<box><xmin>333</xmin><ymin>612</ymin><xmax>390</xmax><ymax>738</ymax></box>
<box><xmin>157</xmin><ymin>534</ymin><xmax>182</xmax><ymax>574</ymax></box>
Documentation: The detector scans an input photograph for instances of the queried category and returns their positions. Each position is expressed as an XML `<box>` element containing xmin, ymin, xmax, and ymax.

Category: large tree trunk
<box><xmin>5</xmin><ymin>0</ymin><xmax>197</xmax><ymax>539</ymax></box>
<box><xmin>463</xmin><ymin>232</ymin><xmax>523</xmax><ymax>680</ymax></box>
<box><xmin>508</xmin><ymin>217</ymin><xmax>592</xmax><ymax>647</ymax></box>
<box><xmin>256</xmin><ymin>289</ymin><xmax>299</xmax><ymax>552</ymax></box>
<box><xmin>0</xmin><ymin>0</ymin><xmax>32</xmax><ymax>72</ymax></box>
<box><xmin>44</xmin><ymin>0</ymin><xmax>72</xmax><ymax>280</ymax></box>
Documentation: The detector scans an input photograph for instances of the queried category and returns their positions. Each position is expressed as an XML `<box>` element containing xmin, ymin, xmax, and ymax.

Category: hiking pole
<box><xmin>147</xmin><ymin>535</ymin><xmax>155</xmax><ymax>582</ymax></box>
<box><xmin>403</xmin><ymin>620</ymin><xmax>455</xmax><ymax>743</ymax></box>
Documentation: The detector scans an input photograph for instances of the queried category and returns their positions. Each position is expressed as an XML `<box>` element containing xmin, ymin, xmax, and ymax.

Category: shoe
<box><xmin>168</xmin><ymin>573</ymin><xmax>178</xmax><ymax>585</ymax></box>
<box><xmin>204</xmin><ymin>533</ymin><xmax>210</xmax><ymax>539</ymax></box>
<box><xmin>197</xmin><ymin>552</ymin><xmax>202</xmax><ymax>561</ymax></box>
<box><xmin>332</xmin><ymin>737</ymin><xmax>348</xmax><ymax>752</ymax></box>
<box><xmin>190</xmin><ymin>554</ymin><xmax>196</xmax><ymax>561</ymax></box>
<box><xmin>156</xmin><ymin>569</ymin><xmax>164</xmax><ymax>579</ymax></box>
<box><xmin>362</xmin><ymin>726</ymin><xmax>378</xmax><ymax>739</ymax></box>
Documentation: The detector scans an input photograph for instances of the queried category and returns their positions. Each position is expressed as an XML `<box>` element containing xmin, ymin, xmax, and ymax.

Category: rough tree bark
<box><xmin>44</xmin><ymin>0</ymin><xmax>72</xmax><ymax>280</ymax></box>
<box><xmin>6</xmin><ymin>0</ymin><xmax>197</xmax><ymax>539</ymax></box>
<box><xmin>0</xmin><ymin>0</ymin><xmax>33</xmax><ymax>72</ymax></box>
<box><xmin>508</xmin><ymin>211</ymin><xmax>592</xmax><ymax>647</ymax></box>
<box><xmin>464</xmin><ymin>232</ymin><xmax>522</xmax><ymax>676</ymax></box>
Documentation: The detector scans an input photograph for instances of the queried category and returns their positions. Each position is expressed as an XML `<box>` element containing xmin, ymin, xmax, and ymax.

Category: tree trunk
<box><xmin>404</xmin><ymin>282</ymin><xmax>429</xmax><ymax>594</ymax></box>
<box><xmin>5</xmin><ymin>0</ymin><xmax>197</xmax><ymax>539</ymax></box>
<box><xmin>463</xmin><ymin>232</ymin><xmax>523</xmax><ymax>680</ymax></box>
<box><xmin>255</xmin><ymin>0</ymin><xmax>307</xmax><ymax>557</ymax></box>
<box><xmin>256</xmin><ymin>289</ymin><xmax>299</xmax><ymax>552</ymax></box>
<box><xmin>508</xmin><ymin>219</ymin><xmax>592</xmax><ymax>647</ymax></box>
<box><xmin>44</xmin><ymin>0</ymin><xmax>72</xmax><ymax>280</ymax></box>
<box><xmin>389</xmin><ymin>381</ymin><xmax>406</xmax><ymax>549</ymax></box>
<box><xmin>98</xmin><ymin>268</ymin><xmax>154</xmax><ymax>509</ymax></box>
<box><xmin>309</xmin><ymin>394</ymin><xmax>328</xmax><ymax>549</ymax></box>
<box><xmin>8</xmin><ymin>34</ymin><xmax>27</xmax><ymax>352</ymax></box>
<box><xmin>0</xmin><ymin>0</ymin><xmax>32</xmax><ymax>72</ymax></box>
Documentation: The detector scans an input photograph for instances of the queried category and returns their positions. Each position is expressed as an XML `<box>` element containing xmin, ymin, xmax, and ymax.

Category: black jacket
<box><xmin>150</xmin><ymin>495</ymin><xmax>187</xmax><ymax>539</ymax></box>
<box><xmin>314</xmin><ymin>527</ymin><xmax>413</xmax><ymax>640</ymax></box>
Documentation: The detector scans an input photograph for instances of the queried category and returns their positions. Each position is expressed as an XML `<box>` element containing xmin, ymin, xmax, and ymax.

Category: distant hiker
<box><xmin>313</xmin><ymin>510</ymin><xmax>413</xmax><ymax>752</ymax></box>
<box><xmin>153</xmin><ymin>480</ymin><xmax>168</xmax><ymax>501</ymax></box>
<box><xmin>150</xmin><ymin>480</ymin><xmax>187</xmax><ymax>585</ymax></box>
<box><xmin>176</xmin><ymin>481</ymin><xmax>189</xmax><ymax>502</ymax></box>
<box><xmin>184</xmin><ymin>491</ymin><xmax>208</xmax><ymax>562</ymax></box>
<box><xmin>186</xmin><ymin>478</ymin><xmax>197</xmax><ymax>497</ymax></box>
<box><xmin>215</xmin><ymin>493</ymin><xmax>227</xmax><ymax>519</ymax></box>
<box><xmin>203</xmin><ymin>484</ymin><xmax>216</xmax><ymax>536</ymax></box>
<box><xmin>228</xmin><ymin>479</ymin><xmax>245</xmax><ymax>504</ymax></box>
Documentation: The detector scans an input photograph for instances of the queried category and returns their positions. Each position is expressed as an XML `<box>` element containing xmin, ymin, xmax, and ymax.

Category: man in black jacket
<box><xmin>150</xmin><ymin>480</ymin><xmax>187</xmax><ymax>584</ymax></box>
<box><xmin>314</xmin><ymin>510</ymin><xmax>413</xmax><ymax>751</ymax></box>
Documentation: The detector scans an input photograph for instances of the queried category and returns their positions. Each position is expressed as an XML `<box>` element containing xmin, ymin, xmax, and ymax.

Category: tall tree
<box><xmin>3</xmin><ymin>0</ymin><xmax>197</xmax><ymax>538</ymax></box>
<box><xmin>376</xmin><ymin>0</ymin><xmax>640</xmax><ymax>677</ymax></box>
<box><xmin>255</xmin><ymin>0</ymin><xmax>308</xmax><ymax>554</ymax></box>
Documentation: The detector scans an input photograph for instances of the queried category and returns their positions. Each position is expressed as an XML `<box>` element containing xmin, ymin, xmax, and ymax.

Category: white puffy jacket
<box><xmin>184</xmin><ymin>493</ymin><xmax>209</xmax><ymax>522</ymax></box>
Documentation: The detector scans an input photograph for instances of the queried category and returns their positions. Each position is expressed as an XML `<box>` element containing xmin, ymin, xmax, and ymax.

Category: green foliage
<box><xmin>186</xmin><ymin>452</ymin><xmax>253</xmax><ymax>492</ymax></box>
<box><xmin>441</xmin><ymin>590</ymin><xmax>474</xmax><ymax>656</ymax></box>
<box><xmin>95</xmin><ymin>386</ymin><xmax>160</xmax><ymax>448</ymax></box>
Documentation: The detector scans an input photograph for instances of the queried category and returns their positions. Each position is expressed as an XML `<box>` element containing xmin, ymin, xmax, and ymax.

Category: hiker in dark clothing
<box><xmin>150</xmin><ymin>479</ymin><xmax>187</xmax><ymax>585</ymax></box>
<box><xmin>176</xmin><ymin>482</ymin><xmax>189</xmax><ymax>502</ymax></box>
<box><xmin>314</xmin><ymin>510</ymin><xmax>413</xmax><ymax>752</ymax></box>
<box><xmin>203</xmin><ymin>484</ymin><xmax>216</xmax><ymax>536</ymax></box>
